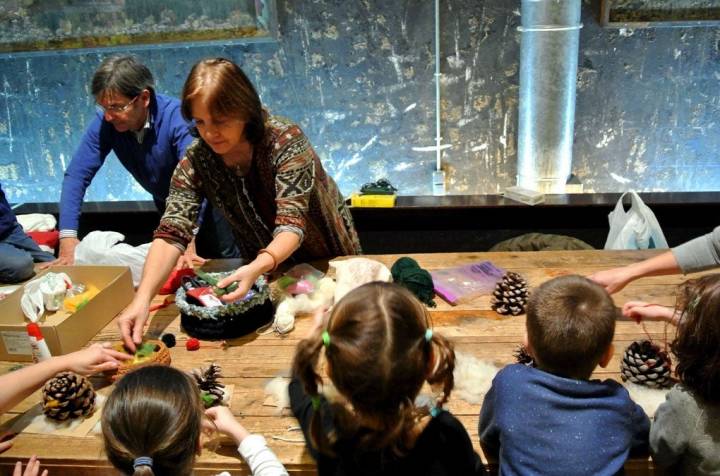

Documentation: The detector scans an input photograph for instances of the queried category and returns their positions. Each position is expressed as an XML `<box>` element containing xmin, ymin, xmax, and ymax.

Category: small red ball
<box><xmin>186</xmin><ymin>338</ymin><xmax>200</xmax><ymax>351</ymax></box>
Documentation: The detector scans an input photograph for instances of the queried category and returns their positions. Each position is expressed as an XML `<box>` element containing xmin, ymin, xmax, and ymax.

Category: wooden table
<box><xmin>0</xmin><ymin>250</ymin><xmax>697</xmax><ymax>475</ymax></box>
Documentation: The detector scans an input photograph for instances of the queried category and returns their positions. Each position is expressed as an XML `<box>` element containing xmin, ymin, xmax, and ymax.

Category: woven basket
<box><xmin>112</xmin><ymin>340</ymin><xmax>171</xmax><ymax>381</ymax></box>
<box><xmin>175</xmin><ymin>274</ymin><xmax>273</xmax><ymax>340</ymax></box>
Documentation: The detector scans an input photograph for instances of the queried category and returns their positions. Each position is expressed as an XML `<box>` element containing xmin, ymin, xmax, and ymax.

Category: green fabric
<box><xmin>360</xmin><ymin>178</ymin><xmax>398</xmax><ymax>195</ymax></box>
<box><xmin>391</xmin><ymin>257</ymin><xmax>436</xmax><ymax>307</ymax></box>
<box><xmin>490</xmin><ymin>233</ymin><xmax>594</xmax><ymax>252</ymax></box>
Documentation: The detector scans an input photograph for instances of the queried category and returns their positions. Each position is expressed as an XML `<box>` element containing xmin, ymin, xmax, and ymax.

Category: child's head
<box><xmin>672</xmin><ymin>274</ymin><xmax>720</xmax><ymax>403</ymax></box>
<box><xmin>526</xmin><ymin>275</ymin><xmax>617</xmax><ymax>379</ymax></box>
<box><xmin>101</xmin><ymin>365</ymin><xmax>203</xmax><ymax>476</ymax></box>
<box><xmin>293</xmin><ymin>281</ymin><xmax>455</xmax><ymax>454</ymax></box>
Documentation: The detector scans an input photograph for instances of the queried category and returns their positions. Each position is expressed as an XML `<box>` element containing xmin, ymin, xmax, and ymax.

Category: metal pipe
<box><xmin>517</xmin><ymin>0</ymin><xmax>582</xmax><ymax>194</ymax></box>
<box><xmin>435</xmin><ymin>0</ymin><xmax>441</xmax><ymax>172</ymax></box>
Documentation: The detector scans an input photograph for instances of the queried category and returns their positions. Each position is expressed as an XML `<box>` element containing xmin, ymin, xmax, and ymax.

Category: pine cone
<box><xmin>514</xmin><ymin>344</ymin><xmax>535</xmax><ymax>367</ymax></box>
<box><xmin>620</xmin><ymin>340</ymin><xmax>673</xmax><ymax>388</ymax></box>
<box><xmin>42</xmin><ymin>372</ymin><xmax>96</xmax><ymax>421</ymax></box>
<box><xmin>491</xmin><ymin>272</ymin><xmax>529</xmax><ymax>316</ymax></box>
<box><xmin>192</xmin><ymin>363</ymin><xmax>226</xmax><ymax>408</ymax></box>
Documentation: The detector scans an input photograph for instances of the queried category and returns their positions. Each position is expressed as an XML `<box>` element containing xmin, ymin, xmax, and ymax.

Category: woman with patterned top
<box><xmin>118</xmin><ymin>58</ymin><xmax>361</xmax><ymax>351</ymax></box>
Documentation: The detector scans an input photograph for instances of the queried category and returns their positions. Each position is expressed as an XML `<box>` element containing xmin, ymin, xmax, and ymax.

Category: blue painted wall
<box><xmin>0</xmin><ymin>0</ymin><xmax>718</xmax><ymax>203</ymax></box>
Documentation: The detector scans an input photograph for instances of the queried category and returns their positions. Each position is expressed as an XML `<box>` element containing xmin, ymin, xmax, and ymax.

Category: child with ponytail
<box><xmin>626</xmin><ymin>274</ymin><xmax>720</xmax><ymax>474</ymax></box>
<box><xmin>101</xmin><ymin>365</ymin><xmax>288</xmax><ymax>476</ymax></box>
<box><xmin>290</xmin><ymin>281</ymin><xmax>485</xmax><ymax>475</ymax></box>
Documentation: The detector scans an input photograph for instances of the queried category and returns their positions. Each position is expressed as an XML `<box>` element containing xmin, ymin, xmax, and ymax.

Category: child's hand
<box><xmin>13</xmin><ymin>456</ymin><xmax>48</xmax><ymax>476</ymax></box>
<box><xmin>205</xmin><ymin>406</ymin><xmax>250</xmax><ymax>445</ymax></box>
<box><xmin>57</xmin><ymin>343</ymin><xmax>133</xmax><ymax>375</ymax></box>
<box><xmin>306</xmin><ymin>306</ymin><xmax>329</xmax><ymax>338</ymax></box>
<box><xmin>622</xmin><ymin>301</ymin><xmax>677</xmax><ymax>325</ymax></box>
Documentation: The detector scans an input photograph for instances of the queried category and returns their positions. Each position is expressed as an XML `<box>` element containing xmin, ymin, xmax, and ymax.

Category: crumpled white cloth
<box><xmin>329</xmin><ymin>257</ymin><xmax>392</xmax><ymax>303</ymax></box>
<box><xmin>74</xmin><ymin>231</ymin><xmax>150</xmax><ymax>286</ymax></box>
<box><xmin>16</xmin><ymin>213</ymin><xmax>57</xmax><ymax>232</ymax></box>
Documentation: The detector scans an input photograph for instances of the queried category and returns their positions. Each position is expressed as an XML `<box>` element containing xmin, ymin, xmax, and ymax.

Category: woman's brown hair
<box><xmin>181</xmin><ymin>57</ymin><xmax>266</xmax><ymax>144</ymax></box>
<box><xmin>101</xmin><ymin>365</ymin><xmax>204</xmax><ymax>476</ymax></box>
<box><xmin>292</xmin><ymin>281</ymin><xmax>455</xmax><ymax>456</ymax></box>
<box><xmin>672</xmin><ymin>273</ymin><xmax>720</xmax><ymax>403</ymax></box>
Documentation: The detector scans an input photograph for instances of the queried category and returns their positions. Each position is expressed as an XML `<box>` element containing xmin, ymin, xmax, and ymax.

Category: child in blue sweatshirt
<box><xmin>479</xmin><ymin>275</ymin><xmax>649</xmax><ymax>476</ymax></box>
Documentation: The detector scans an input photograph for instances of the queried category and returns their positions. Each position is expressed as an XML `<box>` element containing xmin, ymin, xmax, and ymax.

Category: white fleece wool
<box><xmin>329</xmin><ymin>257</ymin><xmax>392</xmax><ymax>303</ymax></box>
<box><xmin>272</xmin><ymin>277</ymin><xmax>336</xmax><ymax>334</ymax></box>
<box><xmin>452</xmin><ymin>352</ymin><xmax>502</xmax><ymax>405</ymax></box>
<box><xmin>623</xmin><ymin>381</ymin><xmax>670</xmax><ymax>418</ymax></box>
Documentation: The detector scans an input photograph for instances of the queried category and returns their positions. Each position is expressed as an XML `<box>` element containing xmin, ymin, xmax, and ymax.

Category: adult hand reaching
<box><xmin>52</xmin><ymin>237</ymin><xmax>79</xmax><ymax>266</ymax></box>
<box><xmin>174</xmin><ymin>237</ymin><xmax>207</xmax><ymax>270</ymax></box>
<box><xmin>216</xmin><ymin>263</ymin><xmax>263</xmax><ymax>303</ymax></box>
<box><xmin>588</xmin><ymin>267</ymin><xmax>635</xmax><ymax>294</ymax></box>
<box><xmin>117</xmin><ymin>300</ymin><xmax>151</xmax><ymax>352</ymax></box>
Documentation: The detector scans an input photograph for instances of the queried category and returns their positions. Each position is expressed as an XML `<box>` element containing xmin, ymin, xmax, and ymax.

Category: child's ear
<box><xmin>523</xmin><ymin>332</ymin><xmax>534</xmax><ymax>358</ymax></box>
<box><xmin>598</xmin><ymin>343</ymin><xmax>614</xmax><ymax>368</ymax></box>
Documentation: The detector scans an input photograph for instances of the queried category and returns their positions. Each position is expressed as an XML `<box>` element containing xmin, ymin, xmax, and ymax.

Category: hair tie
<box><xmin>321</xmin><ymin>330</ymin><xmax>331</xmax><ymax>348</ymax></box>
<box><xmin>424</xmin><ymin>328</ymin><xmax>433</xmax><ymax>342</ymax></box>
<box><xmin>430</xmin><ymin>406</ymin><xmax>441</xmax><ymax>418</ymax></box>
<box><xmin>133</xmin><ymin>456</ymin><xmax>153</xmax><ymax>469</ymax></box>
<box><xmin>311</xmin><ymin>395</ymin><xmax>321</xmax><ymax>410</ymax></box>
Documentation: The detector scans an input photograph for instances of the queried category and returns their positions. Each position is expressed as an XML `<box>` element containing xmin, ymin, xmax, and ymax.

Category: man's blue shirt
<box><xmin>59</xmin><ymin>93</ymin><xmax>194</xmax><ymax>231</ymax></box>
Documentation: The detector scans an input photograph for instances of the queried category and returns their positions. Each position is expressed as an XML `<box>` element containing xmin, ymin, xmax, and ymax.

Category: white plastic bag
<box><xmin>21</xmin><ymin>272</ymin><xmax>72</xmax><ymax>322</ymax></box>
<box><xmin>604</xmin><ymin>192</ymin><xmax>668</xmax><ymax>250</ymax></box>
<box><xmin>74</xmin><ymin>231</ymin><xmax>150</xmax><ymax>286</ymax></box>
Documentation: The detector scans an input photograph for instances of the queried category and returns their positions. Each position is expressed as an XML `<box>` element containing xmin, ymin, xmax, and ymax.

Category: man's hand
<box><xmin>175</xmin><ymin>237</ymin><xmax>207</xmax><ymax>270</ymax></box>
<box><xmin>52</xmin><ymin>237</ymin><xmax>79</xmax><ymax>266</ymax></box>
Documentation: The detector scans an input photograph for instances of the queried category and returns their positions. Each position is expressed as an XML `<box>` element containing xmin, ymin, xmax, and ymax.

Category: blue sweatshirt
<box><xmin>479</xmin><ymin>364</ymin><xmax>650</xmax><ymax>476</ymax></box>
<box><xmin>0</xmin><ymin>182</ymin><xmax>19</xmax><ymax>238</ymax></box>
<box><xmin>59</xmin><ymin>93</ymin><xmax>194</xmax><ymax>232</ymax></box>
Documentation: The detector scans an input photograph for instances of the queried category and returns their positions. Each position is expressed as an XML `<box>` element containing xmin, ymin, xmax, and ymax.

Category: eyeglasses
<box><xmin>96</xmin><ymin>94</ymin><xmax>139</xmax><ymax>114</ymax></box>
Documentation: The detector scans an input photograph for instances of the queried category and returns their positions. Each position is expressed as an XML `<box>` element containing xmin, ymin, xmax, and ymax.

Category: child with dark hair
<box><xmin>290</xmin><ymin>281</ymin><xmax>485</xmax><ymax>476</ymax></box>
<box><xmin>627</xmin><ymin>274</ymin><xmax>720</xmax><ymax>474</ymax></box>
<box><xmin>102</xmin><ymin>365</ymin><xmax>288</xmax><ymax>476</ymax></box>
<box><xmin>479</xmin><ymin>275</ymin><xmax>649</xmax><ymax>476</ymax></box>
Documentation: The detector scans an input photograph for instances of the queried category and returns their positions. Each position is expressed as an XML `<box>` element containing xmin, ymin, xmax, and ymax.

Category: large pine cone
<box><xmin>42</xmin><ymin>372</ymin><xmax>96</xmax><ymax>421</ymax></box>
<box><xmin>620</xmin><ymin>340</ymin><xmax>673</xmax><ymax>388</ymax></box>
<box><xmin>491</xmin><ymin>272</ymin><xmax>529</xmax><ymax>316</ymax></box>
<box><xmin>192</xmin><ymin>363</ymin><xmax>226</xmax><ymax>408</ymax></box>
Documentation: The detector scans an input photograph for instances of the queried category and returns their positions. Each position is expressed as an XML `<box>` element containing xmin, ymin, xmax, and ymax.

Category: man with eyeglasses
<box><xmin>55</xmin><ymin>55</ymin><xmax>238</xmax><ymax>267</ymax></box>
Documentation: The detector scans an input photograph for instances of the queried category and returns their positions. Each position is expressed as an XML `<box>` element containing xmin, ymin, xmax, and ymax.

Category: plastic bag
<box><xmin>604</xmin><ymin>192</ymin><xmax>668</xmax><ymax>250</ymax></box>
<box><xmin>430</xmin><ymin>261</ymin><xmax>505</xmax><ymax>305</ymax></box>
<box><xmin>74</xmin><ymin>231</ymin><xmax>150</xmax><ymax>286</ymax></box>
<box><xmin>21</xmin><ymin>272</ymin><xmax>72</xmax><ymax>322</ymax></box>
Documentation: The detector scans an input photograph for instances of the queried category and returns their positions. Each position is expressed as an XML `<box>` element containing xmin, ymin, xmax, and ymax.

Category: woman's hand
<box><xmin>588</xmin><ymin>267</ymin><xmax>635</xmax><ymax>294</ymax></box>
<box><xmin>205</xmin><ymin>406</ymin><xmax>250</xmax><ymax>445</ymax></box>
<box><xmin>622</xmin><ymin>301</ymin><xmax>678</xmax><ymax>325</ymax></box>
<box><xmin>117</xmin><ymin>300</ymin><xmax>151</xmax><ymax>352</ymax></box>
<box><xmin>57</xmin><ymin>343</ymin><xmax>132</xmax><ymax>375</ymax></box>
<box><xmin>216</xmin><ymin>264</ymin><xmax>263</xmax><ymax>303</ymax></box>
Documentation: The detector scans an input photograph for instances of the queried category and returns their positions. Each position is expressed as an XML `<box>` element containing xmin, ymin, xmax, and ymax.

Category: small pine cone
<box><xmin>514</xmin><ymin>344</ymin><xmax>535</xmax><ymax>367</ymax></box>
<box><xmin>193</xmin><ymin>363</ymin><xmax>226</xmax><ymax>408</ymax></box>
<box><xmin>620</xmin><ymin>340</ymin><xmax>673</xmax><ymax>388</ymax></box>
<box><xmin>491</xmin><ymin>272</ymin><xmax>529</xmax><ymax>316</ymax></box>
<box><xmin>42</xmin><ymin>372</ymin><xmax>96</xmax><ymax>421</ymax></box>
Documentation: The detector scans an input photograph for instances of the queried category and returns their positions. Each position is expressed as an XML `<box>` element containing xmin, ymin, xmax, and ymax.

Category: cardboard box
<box><xmin>0</xmin><ymin>266</ymin><xmax>134</xmax><ymax>362</ymax></box>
